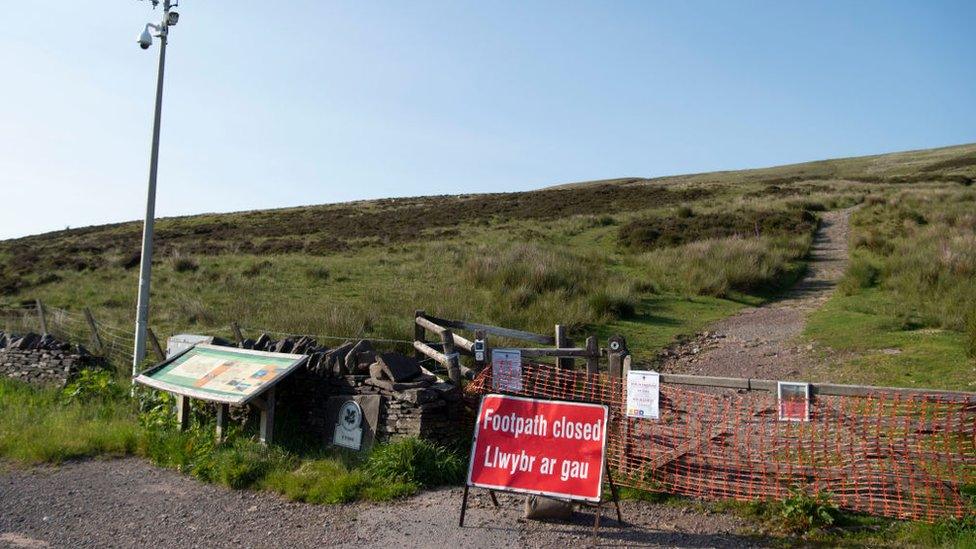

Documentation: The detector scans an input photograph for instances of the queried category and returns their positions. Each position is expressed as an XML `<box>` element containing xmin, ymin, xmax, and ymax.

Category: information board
<box><xmin>626</xmin><ymin>370</ymin><xmax>660</xmax><ymax>419</ymax></box>
<box><xmin>467</xmin><ymin>394</ymin><xmax>608</xmax><ymax>502</ymax></box>
<box><xmin>135</xmin><ymin>344</ymin><xmax>307</xmax><ymax>405</ymax></box>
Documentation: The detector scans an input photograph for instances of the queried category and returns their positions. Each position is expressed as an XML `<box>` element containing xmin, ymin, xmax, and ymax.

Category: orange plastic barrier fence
<box><xmin>465</xmin><ymin>362</ymin><xmax>976</xmax><ymax>522</ymax></box>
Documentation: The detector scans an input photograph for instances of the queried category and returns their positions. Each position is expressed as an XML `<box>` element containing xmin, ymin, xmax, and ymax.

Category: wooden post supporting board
<box><xmin>177</xmin><ymin>395</ymin><xmax>191</xmax><ymax>431</ymax></box>
<box><xmin>83</xmin><ymin>308</ymin><xmax>105</xmax><ymax>355</ymax></box>
<box><xmin>257</xmin><ymin>387</ymin><xmax>276</xmax><ymax>445</ymax></box>
<box><xmin>35</xmin><ymin>299</ymin><xmax>48</xmax><ymax>335</ymax></box>
<box><xmin>146</xmin><ymin>327</ymin><xmax>166</xmax><ymax>361</ymax></box>
<box><xmin>216</xmin><ymin>403</ymin><xmax>229</xmax><ymax>440</ymax></box>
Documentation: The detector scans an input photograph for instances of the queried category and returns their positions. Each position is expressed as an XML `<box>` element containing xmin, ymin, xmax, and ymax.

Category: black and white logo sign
<box><xmin>333</xmin><ymin>400</ymin><xmax>364</xmax><ymax>450</ymax></box>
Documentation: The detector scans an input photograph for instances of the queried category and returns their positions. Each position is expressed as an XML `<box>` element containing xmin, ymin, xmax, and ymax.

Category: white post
<box><xmin>133</xmin><ymin>0</ymin><xmax>173</xmax><ymax>379</ymax></box>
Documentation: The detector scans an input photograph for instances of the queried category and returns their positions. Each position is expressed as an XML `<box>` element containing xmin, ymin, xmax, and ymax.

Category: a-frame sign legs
<box><xmin>606</xmin><ymin>461</ymin><xmax>623</xmax><ymax>524</ymax></box>
<box><xmin>459</xmin><ymin>486</ymin><xmax>470</xmax><ymax>527</ymax></box>
<box><xmin>459</xmin><ymin>486</ymin><xmax>502</xmax><ymax>527</ymax></box>
<box><xmin>590</xmin><ymin>463</ymin><xmax>625</xmax><ymax>536</ymax></box>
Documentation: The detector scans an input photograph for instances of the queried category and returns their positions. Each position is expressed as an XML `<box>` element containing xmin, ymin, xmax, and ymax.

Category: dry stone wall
<box><xmin>0</xmin><ymin>331</ymin><xmax>102</xmax><ymax>387</ymax></box>
<box><xmin>224</xmin><ymin>333</ymin><xmax>467</xmax><ymax>446</ymax></box>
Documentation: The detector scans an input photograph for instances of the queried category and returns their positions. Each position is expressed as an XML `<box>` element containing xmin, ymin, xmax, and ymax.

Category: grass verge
<box><xmin>0</xmin><ymin>377</ymin><xmax>465</xmax><ymax>504</ymax></box>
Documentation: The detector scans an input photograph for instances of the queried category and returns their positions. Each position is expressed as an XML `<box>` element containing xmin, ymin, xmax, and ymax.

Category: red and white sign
<box><xmin>467</xmin><ymin>394</ymin><xmax>609</xmax><ymax>502</ymax></box>
<box><xmin>778</xmin><ymin>381</ymin><xmax>810</xmax><ymax>422</ymax></box>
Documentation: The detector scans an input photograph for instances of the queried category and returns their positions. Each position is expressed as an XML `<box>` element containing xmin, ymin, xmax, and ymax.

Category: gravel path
<box><xmin>0</xmin><ymin>458</ymin><xmax>765</xmax><ymax>548</ymax></box>
<box><xmin>659</xmin><ymin>208</ymin><xmax>852</xmax><ymax>380</ymax></box>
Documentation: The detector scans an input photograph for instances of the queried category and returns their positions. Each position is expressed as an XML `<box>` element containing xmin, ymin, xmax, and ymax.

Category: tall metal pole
<box><xmin>133</xmin><ymin>1</ymin><xmax>170</xmax><ymax>378</ymax></box>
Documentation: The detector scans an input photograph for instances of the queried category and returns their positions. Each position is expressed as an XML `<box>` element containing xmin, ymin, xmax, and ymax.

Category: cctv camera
<box><xmin>138</xmin><ymin>28</ymin><xmax>153</xmax><ymax>49</ymax></box>
<box><xmin>167</xmin><ymin>11</ymin><xmax>179</xmax><ymax>26</ymax></box>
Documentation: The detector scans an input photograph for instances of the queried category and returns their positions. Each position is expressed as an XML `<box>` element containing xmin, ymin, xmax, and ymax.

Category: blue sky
<box><xmin>1</xmin><ymin>1</ymin><xmax>974</xmax><ymax>239</ymax></box>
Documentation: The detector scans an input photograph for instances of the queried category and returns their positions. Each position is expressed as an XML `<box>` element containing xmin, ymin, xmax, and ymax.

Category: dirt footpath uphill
<box><xmin>659</xmin><ymin>208</ymin><xmax>852</xmax><ymax>380</ymax></box>
<box><xmin>0</xmin><ymin>458</ymin><xmax>765</xmax><ymax>548</ymax></box>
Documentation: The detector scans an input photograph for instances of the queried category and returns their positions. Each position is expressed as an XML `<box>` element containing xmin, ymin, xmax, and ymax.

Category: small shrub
<box><xmin>304</xmin><ymin>266</ymin><xmax>330</xmax><ymax>281</ymax></box>
<box><xmin>365</xmin><ymin>437</ymin><xmax>465</xmax><ymax>488</ymax></box>
<box><xmin>171</xmin><ymin>254</ymin><xmax>199</xmax><ymax>273</ymax></box>
<box><xmin>118</xmin><ymin>251</ymin><xmax>141</xmax><ymax>270</ymax></box>
<box><xmin>588</xmin><ymin>285</ymin><xmax>638</xmax><ymax>320</ymax></box>
<box><xmin>209</xmin><ymin>440</ymin><xmax>285</xmax><ymax>489</ymax></box>
<box><xmin>676</xmin><ymin>205</ymin><xmax>694</xmax><ymax>218</ymax></box>
<box><xmin>839</xmin><ymin>254</ymin><xmax>882</xmax><ymax>295</ymax></box>
<box><xmin>619</xmin><ymin>208</ymin><xmax>816</xmax><ymax>251</ymax></box>
<box><xmin>779</xmin><ymin>488</ymin><xmax>840</xmax><ymax>534</ymax></box>
<box><xmin>266</xmin><ymin>460</ymin><xmax>370</xmax><ymax>504</ymax></box>
<box><xmin>35</xmin><ymin>272</ymin><xmax>63</xmax><ymax>285</ymax></box>
<box><xmin>243</xmin><ymin>260</ymin><xmax>272</xmax><ymax>278</ymax></box>
<box><xmin>61</xmin><ymin>369</ymin><xmax>124</xmax><ymax>403</ymax></box>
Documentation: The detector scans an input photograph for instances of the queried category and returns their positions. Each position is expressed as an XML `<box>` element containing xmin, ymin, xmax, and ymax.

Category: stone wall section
<box><xmin>281</xmin><ymin>369</ymin><xmax>465</xmax><ymax>446</ymax></box>
<box><xmin>0</xmin><ymin>348</ymin><xmax>91</xmax><ymax>387</ymax></box>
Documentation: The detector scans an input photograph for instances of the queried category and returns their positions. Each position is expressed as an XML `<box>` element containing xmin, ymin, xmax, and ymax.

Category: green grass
<box><xmin>0</xmin><ymin>378</ymin><xmax>140</xmax><ymax>463</ymax></box>
<box><xmin>0</xmin><ymin>377</ymin><xmax>465</xmax><ymax>505</ymax></box>
<box><xmin>11</xmin><ymin>143</ymin><xmax>968</xmax><ymax>367</ymax></box>
<box><xmin>805</xmin><ymin>288</ymin><xmax>975</xmax><ymax>391</ymax></box>
<box><xmin>805</xmin><ymin>187</ymin><xmax>976</xmax><ymax>391</ymax></box>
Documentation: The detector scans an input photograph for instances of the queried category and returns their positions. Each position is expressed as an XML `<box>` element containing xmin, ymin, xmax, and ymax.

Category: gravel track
<box><xmin>0</xmin><ymin>459</ymin><xmax>764</xmax><ymax>548</ymax></box>
<box><xmin>660</xmin><ymin>208</ymin><xmax>852</xmax><ymax>380</ymax></box>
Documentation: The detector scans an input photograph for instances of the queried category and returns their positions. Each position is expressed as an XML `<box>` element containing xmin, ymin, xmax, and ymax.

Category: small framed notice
<box><xmin>626</xmin><ymin>370</ymin><xmax>660</xmax><ymax>419</ymax></box>
<box><xmin>491</xmin><ymin>349</ymin><xmax>523</xmax><ymax>392</ymax></box>
<box><xmin>778</xmin><ymin>381</ymin><xmax>811</xmax><ymax>422</ymax></box>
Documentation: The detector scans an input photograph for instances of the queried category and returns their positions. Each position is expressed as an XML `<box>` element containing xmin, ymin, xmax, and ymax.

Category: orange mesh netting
<box><xmin>465</xmin><ymin>362</ymin><xmax>976</xmax><ymax>522</ymax></box>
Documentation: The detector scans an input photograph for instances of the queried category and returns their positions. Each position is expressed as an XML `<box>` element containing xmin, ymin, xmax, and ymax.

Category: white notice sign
<box><xmin>626</xmin><ymin>370</ymin><xmax>660</xmax><ymax>419</ymax></box>
<box><xmin>491</xmin><ymin>349</ymin><xmax>523</xmax><ymax>392</ymax></box>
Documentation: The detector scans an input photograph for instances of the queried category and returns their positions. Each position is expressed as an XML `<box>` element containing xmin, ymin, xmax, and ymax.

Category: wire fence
<box><xmin>0</xmin><ymin>304</ymin><xmax>421</xmax><ymax>375</ymax></box>
<box><xmin>465</xmin><ymin>362</ymin><xmax>976</xmax><ymax>523</ymax></box>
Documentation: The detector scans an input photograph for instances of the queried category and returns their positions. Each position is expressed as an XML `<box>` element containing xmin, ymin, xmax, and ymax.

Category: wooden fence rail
<box><xmin>413</xmin><ymin>311</ymin><xmax>605</xmax><ymax>385</ymax></box>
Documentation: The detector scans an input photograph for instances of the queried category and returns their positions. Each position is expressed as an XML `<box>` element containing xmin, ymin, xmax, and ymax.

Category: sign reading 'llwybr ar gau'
<box><xmin>467</xmin><ymin>394</ymin><xmax>608</xmax><ymax>502</ymax></box>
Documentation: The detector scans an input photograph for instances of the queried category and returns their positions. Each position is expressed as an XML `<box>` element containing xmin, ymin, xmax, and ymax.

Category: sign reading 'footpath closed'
<box><xmin>467</xmin><ymin>394</ymin><xmax>609</xmax><ymax>502</ymax></box>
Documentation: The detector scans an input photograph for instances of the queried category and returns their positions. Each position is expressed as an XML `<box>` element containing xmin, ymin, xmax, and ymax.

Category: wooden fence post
<box><xmin>585</xmin><ymin>336</ymin><xmax>600</xmax><ymax>375</ymax></box>
<box><xmin>440</xmin><ymin>328</ymin><xmax>462</xmax><ymax>386</ymax></box>
<box><xmin>607</xmin><ymin>335</ymin><xmax>629</xmax><ymax>378</ymax></box>
<box><xmin>555</xmin><ymin>324</ymin><xmax>573</xmax><ymax>370</ymax></box>
<box><xmin>83</xmin><ymin>308</ymin><xmax>105</xmax><ymax>355</ymax></box>
<box><xmin>414</xmin><ymin>309</ymin><xmax>426</xmax><ymax>361</ymax></box>
<box><xmin>35</xmin><ymin>299</ymin><xmax>48</xmax><ymax>335</ymax></box>
<box><xmin>231</xmin><ymin>322</ymin><xmax>245</xmax><ymax>347</ymax></box>
<box><xmin>474</xmin><ymin>329</ymin><xmax>488</xmax><ymax>371</ymax></box>
<box><xmin>146</xmin><ymin>327</ymin><xmax>166</xmax><ymax>361</ymax></box>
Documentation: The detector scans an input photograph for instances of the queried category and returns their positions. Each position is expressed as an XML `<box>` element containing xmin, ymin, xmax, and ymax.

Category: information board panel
<box><xmin>467</xmin><ymin>394</ymin><xmax>608</xmax><ymax>502</ymax></box>
<box><xmin>135</xmin><ymin>344</ymin><xmax>307</xmax><ymax>405</ymax></box>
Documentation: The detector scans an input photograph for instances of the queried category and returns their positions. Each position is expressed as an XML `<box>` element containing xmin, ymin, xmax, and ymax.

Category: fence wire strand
<box><xmin>466</xmin><ymin>362</ymin><xmax>976</xmax><ymax>522</ymax></box>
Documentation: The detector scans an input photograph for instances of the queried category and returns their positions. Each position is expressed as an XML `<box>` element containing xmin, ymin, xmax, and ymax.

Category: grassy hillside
<box><xmin>1</xmin><ymin>143</ymin><xmax>974</xmax><ymax>377</ymax></box>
